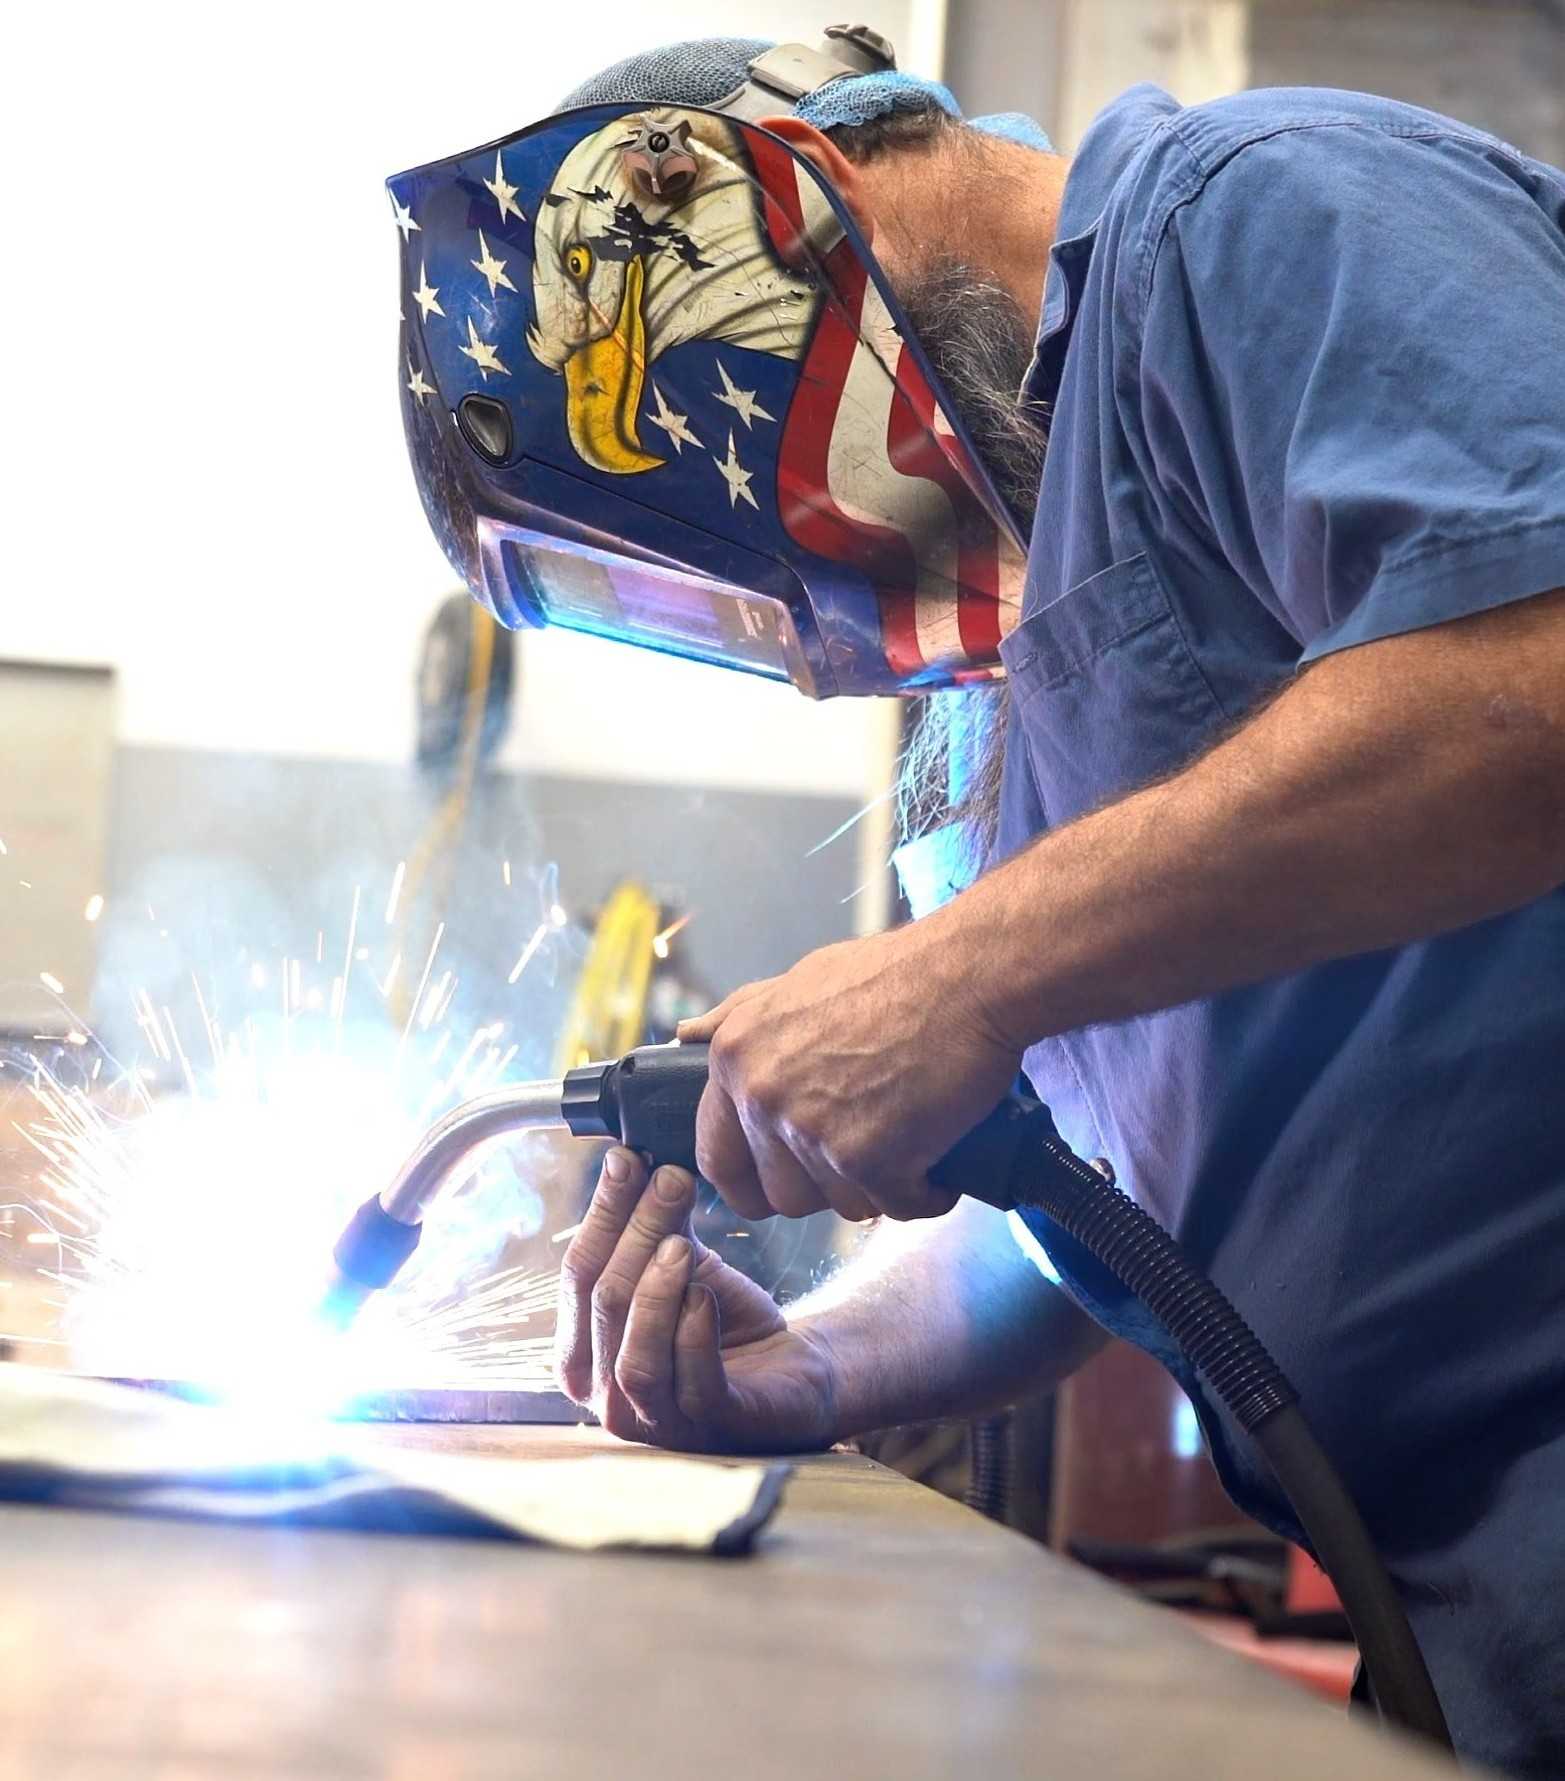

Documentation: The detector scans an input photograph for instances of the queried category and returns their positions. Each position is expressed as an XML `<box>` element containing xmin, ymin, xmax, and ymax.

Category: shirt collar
<box><xmin>1023</xmin><ymin>84</ymin><xmax>1183</xmax><ymax>409</ymax></box>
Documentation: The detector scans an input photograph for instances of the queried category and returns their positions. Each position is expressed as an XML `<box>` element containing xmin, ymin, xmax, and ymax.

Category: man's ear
<box><xmin>755</xmin><ymin>113</ymin><xmax>875</xmax><ymax>242</ymax></box>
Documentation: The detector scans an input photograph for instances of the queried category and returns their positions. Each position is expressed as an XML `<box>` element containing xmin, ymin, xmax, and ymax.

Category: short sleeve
<box><xmin>1136</xmin><ymin>124</ymin><xmax>1565</xmax><ymax>663</ymax></box>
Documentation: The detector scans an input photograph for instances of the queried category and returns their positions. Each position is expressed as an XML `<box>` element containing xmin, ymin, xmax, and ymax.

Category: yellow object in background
<box><xmin>555</xmin><ymin>882</ymin><xmax>661</xmax><ymax>1072</ymax></box>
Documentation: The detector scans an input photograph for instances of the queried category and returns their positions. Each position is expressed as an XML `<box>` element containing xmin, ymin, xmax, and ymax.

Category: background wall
<box><xmin>1247</xmin><ymin>0</ymin><xmax>1565</xmax><ymax>166</ymax></box>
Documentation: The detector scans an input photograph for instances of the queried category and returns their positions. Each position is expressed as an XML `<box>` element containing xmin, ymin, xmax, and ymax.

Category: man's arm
<box><xmin>960</xmin><ymin>586</ymin><xmax>1565</xmax><ymax>1052</ymax></box>
<box><xmin>683</xmin><ymin>589</ymin><xmax>1565</xmax><ymax>1220</ymax></box>
<box><xmin>795</xmin><ymin>1198</ymin><xmax>1109</xmax><ymax>1436</ymax></box>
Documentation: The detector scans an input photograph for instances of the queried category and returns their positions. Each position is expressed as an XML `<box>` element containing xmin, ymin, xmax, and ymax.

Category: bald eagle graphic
<box><xmin>527</xmin><ymin>110</ymin><xmax>821</xmax><ymax>474</ymax></box>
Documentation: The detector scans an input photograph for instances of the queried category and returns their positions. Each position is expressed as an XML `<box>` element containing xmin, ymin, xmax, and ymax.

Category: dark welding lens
<box><xmin>456</xmin><ymin>394</ymin><xmax>514</xmax><ymax>465</ymax></box>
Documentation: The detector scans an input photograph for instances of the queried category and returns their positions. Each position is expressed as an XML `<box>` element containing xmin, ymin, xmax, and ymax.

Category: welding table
<box><xmin>0</xmin><ymin>1425</ymin><xmax>1463</xmax><ymax>1781</ymax></box>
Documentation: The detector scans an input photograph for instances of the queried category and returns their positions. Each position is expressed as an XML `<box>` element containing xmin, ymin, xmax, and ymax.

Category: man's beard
<box><xmin>898</xmin><ymin>255</ymin><xmax>1047</xmax><ymax>533</ymax></box>
<box><xmin>894</xmin><ymin>258</ymin><xmax>1046</xmax><ymax>877</ymax></box>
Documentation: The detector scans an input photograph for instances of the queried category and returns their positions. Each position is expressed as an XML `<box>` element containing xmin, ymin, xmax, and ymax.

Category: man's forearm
<box><xmin>938</xmin><ymin>589</ymin><xmax>1565</xmax><ymax>1050</ymax></box>
<box><xmin>788</xmin><ymin>1199</ymin><xmax>1107</xmax><ymax>1439</ymax></box>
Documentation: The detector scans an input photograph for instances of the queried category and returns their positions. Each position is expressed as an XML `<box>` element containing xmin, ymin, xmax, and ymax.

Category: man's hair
<box><xmin>826</xmin><ymin>95</ymin><xmax>955</xmax><ymax>163</ymax></box>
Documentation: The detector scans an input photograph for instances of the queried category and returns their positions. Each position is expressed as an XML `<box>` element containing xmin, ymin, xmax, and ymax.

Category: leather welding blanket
<box><xmin>0</xmin><ymin>1365</ymin><xmax>787</xmax><ymax>1554</ymax></box>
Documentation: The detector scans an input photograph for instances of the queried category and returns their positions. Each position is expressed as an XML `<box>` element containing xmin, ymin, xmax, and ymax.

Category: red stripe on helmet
<box><xmin>755</xmin><ymin>148</ymin><xmax>925</xmax><ymax>680</ymax></box>
<box><xmin>884</xmin><ymin>347</ymin><xmax>1004</xmax><ymax>665</ymax></box>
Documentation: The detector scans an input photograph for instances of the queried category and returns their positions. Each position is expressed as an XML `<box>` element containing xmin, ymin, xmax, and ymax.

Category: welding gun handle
<box><xmin>929</xmin><ymin>1091</ymin><xmax>1069</xmax><ymax>1213</ymax></box>
<box><xmin>566</xmin><ymin>1042</ymin><xmax>1076</xmax><ymax>1215</ymax></box>
<box><xmin>562</xmin><ymin>1042</ymin><xmax>710</xmax><ymax>1174</ymax></box>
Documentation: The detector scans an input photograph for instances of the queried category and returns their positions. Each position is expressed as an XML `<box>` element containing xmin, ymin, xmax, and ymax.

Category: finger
<box><xmin>858</xmin><ymin>1172</ymin><xmax>961</xmax><ymax>1223</ymax></box>
<box><xmin>770</xmin><ymin>1135</ymin><xmax>880</xmax><ymax>1222</ymax></box>
<box><xmin>673</xmin><ymin>1282</ymin><xmax>730</xmax><ymax>1430</ymax></box>
<box><xmin>695</xmin><ymin>1081</ymin><xmax>772</xmax><ymax>1220</ymax></box>
<box><xmin>676</xmin><ymin>977</ymin><xmax>777</xmax><ymax>1044</ymax></box>
<box><xmin>742</xmin><ymin>1117</ymin><xmax>829</xmax><ymax>1219</ymax></box>
<box><xmin>822</xmin><ymin>1180</ymin><xmax>880</xmax><ymax>1223</ymax></box>
<box><xmin>555</xmin><ymin>1147</ymin><xmax>646</xmax><ymax>1402</ymax></box>
<box><xmin>613</xmin><ymin>1235</ymin><xmax>695</xmax><ymax>1436</ymax></box>
<box><xmin>589</xmin><ymin>1166</ymin><xmax>697</xmax><ymax>1402</ymax></box>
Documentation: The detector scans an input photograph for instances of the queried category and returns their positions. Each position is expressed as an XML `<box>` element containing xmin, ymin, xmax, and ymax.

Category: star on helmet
<box><xmin>716</xmin><ymin>431</ymin><xmax>758</xmax><ymax>510</ymax></box>
<box><xmin>712</xmin><ymin>357</ymin><xmax>776</xmax><ymax>429</ymax></box>
<box><xmin>645</xmin><ymin>382</ymin><xmax>703</xmax><ymax>454</ymax></box>
<box><xmin>471</xmin><ymin>231</ymin><xmax>518</xmax><ymax>298</ymax></box>
<box><xmin>459</xmin><ymin>316</ymin><xmax>509</xmax><ymax>380</ymax></box>
<box><xmin>484</xmin><ymin>149</ymin><xmax>526</xmax><ymax>225</ymax></box>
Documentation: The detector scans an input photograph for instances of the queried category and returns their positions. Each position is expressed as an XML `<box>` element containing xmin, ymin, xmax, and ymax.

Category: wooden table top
<box><xmin>0</xmin><ymin>1424</ymin><xmax>1459</xmax><ymax>1780</ymax></box>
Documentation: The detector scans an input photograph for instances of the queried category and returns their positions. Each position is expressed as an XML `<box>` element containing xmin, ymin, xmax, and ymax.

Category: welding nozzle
<box><xmin>320</xmin><ymin>1043</ymin><xmax>709</xmax><ymax>1329</ymax></box>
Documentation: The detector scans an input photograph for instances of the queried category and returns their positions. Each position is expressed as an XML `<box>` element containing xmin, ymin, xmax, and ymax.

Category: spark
<box><xmin>84</xmin><ymin>895</ymin><xmax>104</xmax><ymax>923</ymax></box>
<box><xmin>550</xmin><ymin>1223</ymin><xmax>581</xmax><ymax>1245</ymax></box>
<box><xmin>334</xmin><ymin>885</ymin><xmax>361</xmax><ymax>1024</ymax></box>
<box><xmin>502</xmin><ymin>859</ymin><xmax>511</xmax><ymax>887</ymax></box>
<box><xmin>419</xmin><ymin>970</ymin><xmax>452</xmax><ymax>1031</ymax></box>
<box><xmin>5</xmin><ymin>986</ymin><xmax>558</xmax><ymax>1397</ymax></box>
<box><xmin>0</xmin><ymin>837</ymin><xmax>6</xmax><ymax>853</ymax></box>
<box><xmin>507</xmin><ymin>921</ymin><xmax>549</xmax><ymax>985</ymax></box>
<box><xmin>397</xmin><ymin>922</ymin><xmax>445</xmax><ymax>1059</ymax></box>
<box><xmin>1</xmin><ymin>880</ymin><xmax>573</xmax><ymax>1404</ymax></box>
<box><xmin>549</xmin><ymin>903</ymin><xmax>568</xmax><ymax>928</ymax></box>
<box><xmin>19</xmin><ymin>880</ymin><xmax>31</xmax><ymax>890</ymax></box>
<box><xmin>39</xmin><ymin>972</ymin><xmax>64</xmax><ymax>995</ymax></box>
<box><xmin>806</xmin><ymin>786</ymin><xmax>896</xmax><ymax>857</ymax></box>
<box><xmin>385</xmin><ymin>860</ymin><xmax>406</xmax><ymax>926</ymax></box>
<box><xmin>651</xmin><ymin>912</ymin><xmax>694</xmax><ymax>960</ymax></box>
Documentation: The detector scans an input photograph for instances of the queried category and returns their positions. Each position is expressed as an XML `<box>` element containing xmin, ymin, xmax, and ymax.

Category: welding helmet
<box><xmin>390</xmin><ymin>30</ymin><xmax>1037</xmax><ymax>698</ymax></box>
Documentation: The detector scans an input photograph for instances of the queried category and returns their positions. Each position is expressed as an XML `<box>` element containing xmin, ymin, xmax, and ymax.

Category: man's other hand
<box><xmin>554</xmin><ymin>1147</ymin><xmax>839</xmax><ymax>1452</ymax></box>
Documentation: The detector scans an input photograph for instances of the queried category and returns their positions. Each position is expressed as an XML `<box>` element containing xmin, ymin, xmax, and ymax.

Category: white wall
<box><xmin>1051</xmin><ymin>0</ymin><xmax>1249</xmax><ymax>150</ymax></box>
<box><xmin>2</xmin><ymin>1</ymin><xmax>940</xmax><ymax>796</ymax></box>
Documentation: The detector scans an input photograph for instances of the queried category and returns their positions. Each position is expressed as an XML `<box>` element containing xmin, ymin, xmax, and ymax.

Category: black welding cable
<box><xmin>1010</xmin><ymin>1135</ymin><xmax>1452</xmax><ymax>1753</ymax></box>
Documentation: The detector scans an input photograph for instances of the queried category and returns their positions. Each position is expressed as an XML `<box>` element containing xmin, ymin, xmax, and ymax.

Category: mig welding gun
<box><xmin>321</xmin><ymin>1042</ymin><xmax>1450</xmax><ymax>1752</ymax></box>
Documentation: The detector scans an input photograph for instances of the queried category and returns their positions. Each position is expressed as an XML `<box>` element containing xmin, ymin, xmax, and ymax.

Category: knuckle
<box><xmin>590</xmin><ymin>1281</ymin><xmax>629</xmax><ymax>1326</ymax></box>
<box><xmin>613</xmin><ymin>1355</ymin><xmax>661</xmax><ymax>1404</ymax></box>
<box><xmin>747</xmin><ymin>1071</ymin><xmax>784</xmax><ymax>1117</ymax></box>
<box><xmin>824</xmin><ymin>1141</ymin><xmax>875</xmax><ymax>1186</ymax></box>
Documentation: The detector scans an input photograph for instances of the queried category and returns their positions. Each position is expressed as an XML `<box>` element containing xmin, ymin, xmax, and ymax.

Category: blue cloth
<box><xmin>796</xmin><ymin>69</ymin><xmax>960</xmax><ymax>129</ymax></box>
<box><xmin>997</xmin><ymin>84</ymin><xmax>1565</xmax><ymax>1776</ymax></box>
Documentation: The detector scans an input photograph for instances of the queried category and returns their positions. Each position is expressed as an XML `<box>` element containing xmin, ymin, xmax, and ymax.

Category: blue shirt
<box><xmin>996</xmin><ymin>85</ymin><xmax>1565</xmax><ymax>1775</ymax></box>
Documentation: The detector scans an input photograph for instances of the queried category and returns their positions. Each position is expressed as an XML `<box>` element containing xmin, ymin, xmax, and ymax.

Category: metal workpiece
<box><xmin>96</xmin><ymin>1378</ymin><xmax>589</xmax><ymax>1425</ymax></box>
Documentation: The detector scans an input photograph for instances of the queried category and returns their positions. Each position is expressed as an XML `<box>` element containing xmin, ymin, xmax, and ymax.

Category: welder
<box><xmin>392</xmin><ymin>30</ymin><xmax>1565</xmax><ymax>1776</ymax></box>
